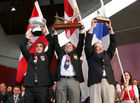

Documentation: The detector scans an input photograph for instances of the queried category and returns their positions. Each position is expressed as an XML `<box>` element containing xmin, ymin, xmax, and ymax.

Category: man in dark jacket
<box><xmin>53</xmin><ymin>26</ymin><xmax>85</xmax><ymax>103</ymax></box>
<box><xmin>0</xmin><ymin>83</ymin><xmax>8</xmax><ymax>103</ymax></box>
<box><xmin>85</xmin><ymin>18</ymin><xmax>117</xmax><ymax>103</ymax></box>
<box><xmin>7</xmin><ymin>86</ymin><xmax>13</xmax><ymax>98</ymax></box>
<box><xmin>20</xmin><ymin>24</ymin><xmax>54</xmax><ymax>103</ymax></box>
<box><xmin>6</xmin><ymin>86</ymin><xmax>23</xmax><ymax>103</ymax></box>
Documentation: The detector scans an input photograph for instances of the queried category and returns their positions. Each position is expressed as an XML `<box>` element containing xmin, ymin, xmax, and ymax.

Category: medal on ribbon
<box><xmin>40</xmin><ymin>56</ymin><xmax>45</xmax><ymax>61</ymax></box>
<box><xmin>73</xmin><ymin>54</ymin><xmax>78</xmax><ymax>60</ymax></box>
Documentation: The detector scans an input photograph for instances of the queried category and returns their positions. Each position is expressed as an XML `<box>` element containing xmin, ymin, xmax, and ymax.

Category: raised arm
<box><xmin>53</xmin><ymin>30</ymin><xmax>64</xmax><ymax>57</ymax></box>
<box><xmin>106</xmin><ymin>20</ymin><xmax>117</xmax><ymax>59</ymax></box>
<box><xmin>76</xmin><ymin>26</ymin><xmax>85</xmax><ymax>57</ymax></box>
<box><xmin>45</xmin><ymin>34</ymin><xmax>55</xmax><ymax>57</ymax></box>
<box><xmin>85</xmin><ymin>18</ymin><xmax>98</xmax><ymax>59</ymax></box>
<box><xmin>19</xmin><ymin>32</ymin><xmax>33</xmax><ymax>61</ymax></box>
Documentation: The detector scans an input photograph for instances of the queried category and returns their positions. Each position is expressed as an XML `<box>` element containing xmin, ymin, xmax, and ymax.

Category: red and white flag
<box><xmin>64</xmin><ymin>0</ymin><xmax>79</xmax><ymax>47</ymax></box>
<box><xmin>64</xmin><ymin>0</ymin><xmax>90</xmax><ymax>100</ymax></box>
<box><xmin>16</xmin><ymin>1</ymin><xmax>49</xmax><ymax>83</ymax></box>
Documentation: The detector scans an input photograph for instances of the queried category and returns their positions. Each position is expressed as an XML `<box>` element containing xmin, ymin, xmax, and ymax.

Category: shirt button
<box><xmin>102</xmin><ymin>59</ymin><xmax>104</xmax><ymax>62</ymax></box>
<box><xmin>103</xmin><ymin>65</ymin><xmax>105</xmax><ymax>68</ymax></box>
<box><xmin>35</xmin><ymin>67</ymin><xmax>37</xmax><ymax>69</ymax></box>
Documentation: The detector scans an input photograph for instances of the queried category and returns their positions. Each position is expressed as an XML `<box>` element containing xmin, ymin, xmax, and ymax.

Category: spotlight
<box><xmin>11</xmin><ymin>7</ymin><xmax>16</xmax><ymax>11</ymax></box>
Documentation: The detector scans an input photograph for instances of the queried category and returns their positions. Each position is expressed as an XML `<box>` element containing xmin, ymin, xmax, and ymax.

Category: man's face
<box><xmin>0</xmin><ymin>83</ymin><xmax>6</xmax><ymax>92</ymax></box>
<box><xmin>133</xmin><ymin>80</ymin><xmax>138</xmax><ymax>85</ymax></box>
<box><xmin>36</xmin><ymin>43</ymin><xmax>44</xmax><ymax>54</ymax></box>
<box><xmin>13</xmin><ymin>87</ymin><xmax>21</xmax><ymax>96</ymax></box>
<box><xmin>94</xmin><ymin>42</ymin><xmax>103</xmax><ymax>54</ymax></box>
<box><xmin>21</xmin><ymin>86</ymin><xmax>25</xmax><ymax>92</ymax></box>
<box><xmin>64</xmin><ymin>42</ymin><xmax>73</xmax><ymax>53</ymax></box>
<box><xmin>7</xmin><ymin>86</ymin><xmax>12</xmax><ymax>92</ymax></box>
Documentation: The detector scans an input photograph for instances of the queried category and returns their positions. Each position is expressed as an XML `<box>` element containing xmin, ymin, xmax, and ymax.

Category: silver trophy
<box><xmin>29</xmin><ymin>17</ymin><xmax>46</xmax><ymax>36</ymax></box>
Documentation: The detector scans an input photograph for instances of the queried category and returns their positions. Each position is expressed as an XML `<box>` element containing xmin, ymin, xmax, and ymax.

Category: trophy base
<box><xmin>95</xmin><ymin>17</ymin><xmax>109</xmax><ymax>23</ymax></box>
<box><xmin>32</xmin><ymin>31</ymin><xmax>43</xmax><ymax>36</ymax></box>
<box><xmin>53</xmin><ymin>22</ymin><xmax>82</xmax><ymax>30</ymax></box>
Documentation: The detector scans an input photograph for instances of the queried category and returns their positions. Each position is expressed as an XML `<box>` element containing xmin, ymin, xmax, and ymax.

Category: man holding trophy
<box><xmin>52</xmin><ymin>23</ymin><xmax>85</xmax><ymax>103</ymax></box>
<box><xmin>20</xmin><ymin>17</ymin><xmax>54</xmax><ymax>103</ymax></box>
<box><xmin>85</xmin><ymin>18</ymin><xmax>117</xmax><ymax>103</ymax></box>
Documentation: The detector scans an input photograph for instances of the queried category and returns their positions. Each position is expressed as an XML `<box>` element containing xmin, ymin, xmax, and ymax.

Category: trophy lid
<box><xmin>29</xmin><ymin>17</ymin><xmax>46</xmax><ymax>27</ymax></box>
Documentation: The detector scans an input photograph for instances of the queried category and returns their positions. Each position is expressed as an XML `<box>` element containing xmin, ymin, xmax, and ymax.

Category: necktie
<box><xmin>14</xmin><ymin>96</ymin><xmax>17</xmax><ymax>103</ymax></box>
<box><xmin>64</xmin><ymin>54</ymin><xmax>71</xmax><ymax>70</ymax></box>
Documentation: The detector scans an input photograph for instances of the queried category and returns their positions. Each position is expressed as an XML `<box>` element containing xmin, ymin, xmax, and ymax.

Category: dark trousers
<box><xmin>24</xmin><ymin>86</ymin><xmax>49</xmax><ymax>103</ymax></box>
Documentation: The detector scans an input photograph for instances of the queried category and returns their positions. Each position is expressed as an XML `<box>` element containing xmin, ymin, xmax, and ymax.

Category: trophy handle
<box><xmin>53</xmin><ymin>22</ymin><xmax>82</xmax><ymax>30</ymax></box>
<box><xmin>53</xmin><ymin>12</ymin><xmax>82</xmax><ymax>30</ymax></box>
<box><xmin>95</xmin><ymin>17</ymin><xmax>110</xmax><ymax>23</ymax></box>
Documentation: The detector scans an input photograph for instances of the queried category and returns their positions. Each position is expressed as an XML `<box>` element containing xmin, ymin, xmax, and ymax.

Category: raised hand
<box><xmin>91</xmin><ymin>18</ymin><xmax>98</xmax><ymax>27</ymax></box>
<box><xmin>89</xmin><ymin>18</ymin><xmax>98</xmax><ymax>34</ymax></box>
<box><xmin>105</xmin><ymin>19</ymin><xmax>112</xmax><ymax>29</ymax></box>
<box><xmin>105</xmin><ymin>19</ymin><xmax>114</xmax><ymax>34</ymax></box>
<box><xmin>52</xmin><ymin>27</ymin><xmax>58</xmax><ymax>35</ymax></box>
<box><xmin>26</xmin><ymin>29</ymin><xmax>34</xmax><ymax>39</ymax></box>
<box><xmin>79</xmin><ymin>25</ymin><xmax>85</xmax><ymax>30</ymax></box>
<box><xmin>79</xmin><ymin>25</ymin><xmax>85</xmax><ymax>33</ymax></box>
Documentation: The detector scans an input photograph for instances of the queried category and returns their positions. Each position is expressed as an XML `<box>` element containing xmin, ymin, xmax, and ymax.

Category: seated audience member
<box><xmin>7</xmin><ymin>86</ymin><xmax>13</xmax><ymax>97</ymax></box>
<box><xmin>116</xmin><ymin>71</ymin><xmax>139</xmax><ymax>103</ymax></box>
<box><xmin>133</xmin><ymin>80</ymin><xmax>139</xmax><ymax>86</ymax></box>
<box><xmin>0</xmin><ymin>83</ymin><xmax>8</xmax><ymax>103</ymax></box>
<box><xmin>6</xmin><ymin>86</ymin><xmax>23</xmax><ymax>103</ymax></box>
<box><xmin>20</xmin><ymin>86</ymin><xmax>25</xmax><ymax>97</ymax></box>
<box><xmin>133</xmin><ymin>79</ymin><xmax>140</xmax><ymax>101</ymax></box>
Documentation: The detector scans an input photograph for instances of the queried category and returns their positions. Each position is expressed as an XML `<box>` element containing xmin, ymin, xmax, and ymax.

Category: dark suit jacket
<box><xmin>7</xmin><ymin>92</ymin><xmax>13</xmax><ymax>98</ymax></box>
<box><xmin>20</xmin><ymin>34</ymin><xmax>54</xmax><ymax>87</ymax></box>
<box><xmin>6</xmin><ymin>95</ymin><xmax>23</xmax><ymax>103</ymax></box>
<box><xmin>49</xmin><ymin>88</ymin><xmax>56</xmax><ymax>102</ymax></box>
<box><xmin>53</xmin><ymin>33</ymin><xmax>84</xmax><ymax>83</ymax></box>
<box><xmin>0</xmin><ymin>91</ymin><xmax>8</xmax><ymax>103</ymax></box>
<box><xmin>85</xmin><ymin>32</ymin><xmax>117</xmax><ymax>87</ymax></box>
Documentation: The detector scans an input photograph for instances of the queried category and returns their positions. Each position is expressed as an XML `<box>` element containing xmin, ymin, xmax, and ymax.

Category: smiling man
<box><xmin>85</xmin><ymin>18</ymin><xmax>117</xmax><ymax>103</ymax></box>
<box><xmin>53</xmin><ymin>26</ymin><xmax>85</xmax><ymax>103</ymax></box>
<box><xmin>20</xmin><ymin>17</ymin><xmax>54</xmax><ymax>103</ymax></box>
<box><xmin>6</xmin><ymin>86</ymin><xmax>23</xmax><ymax>103</ymax></box>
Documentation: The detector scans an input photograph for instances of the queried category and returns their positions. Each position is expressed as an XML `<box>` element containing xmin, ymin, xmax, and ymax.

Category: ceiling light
<box><xmin>11</xmin><ymin>7</ymin><xmax>16</xmax><ymax>11</ymax></box>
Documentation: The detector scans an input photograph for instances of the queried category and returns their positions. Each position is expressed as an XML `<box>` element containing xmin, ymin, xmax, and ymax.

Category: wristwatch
<box><xmin>108</xmin><ymin>27</ymin><xmax>112</xmax><ymax>30</ymax></box>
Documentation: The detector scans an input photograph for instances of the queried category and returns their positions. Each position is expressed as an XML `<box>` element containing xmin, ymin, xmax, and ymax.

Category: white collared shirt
<box><xmin>22</xmin><ymin>92</ymin><xmax>25</xmax><ymax>96</ymax></box>
<box><xmin>14</xmin><ymin>95</ymin><xmax>18</xmax><ymax>98</ymax></box>
<box><xmin>116</xmin><ymin>84</ymin><xmax>139</xmax><ymax>98</ymax></box>
<box><xmin>60</xmin><ymin>55</ymin><xmax>76</xmax><ymax>76</ymax></box>
<box><xmin>103</xmin><ymin>70</ymin><xmax>106</xmax><ymax>76</ymax></box>
<box><xmin>14</xmin><ymin>95</ymin><xmax>19</xmax><ymax>103</ymax></box>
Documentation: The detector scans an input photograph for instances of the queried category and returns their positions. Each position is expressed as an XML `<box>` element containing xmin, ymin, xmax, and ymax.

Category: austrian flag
<box><xmin>64</xmin><ymin>0</ymin><xmax>79</xmax><ymax>47</ymax></box>
<box><xmin>16</xmin><ymin>1</ymin><xmax>49</xmax><ymax>83</ymax></box>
